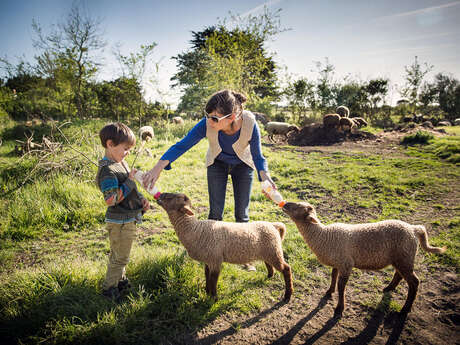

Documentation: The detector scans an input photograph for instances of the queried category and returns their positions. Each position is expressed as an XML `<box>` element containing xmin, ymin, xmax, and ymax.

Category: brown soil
<box><xmin>175</xmin><ymin>129</ymin><xmax>460</xmax><ymax>345</ymax></box>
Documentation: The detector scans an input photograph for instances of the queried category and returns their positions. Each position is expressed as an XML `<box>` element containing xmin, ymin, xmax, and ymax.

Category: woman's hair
<box><xmin>99</xmin><ymin>122</ymin><xmax>136</xmax><ymax>148</ymax></box>
<box><xmin>205</xmin><ymin>89</ymin><xmax>247</xmax><ymax>116</ymax></box>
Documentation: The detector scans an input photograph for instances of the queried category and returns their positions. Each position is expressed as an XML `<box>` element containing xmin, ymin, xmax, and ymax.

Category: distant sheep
<box><xmin>172</xmin><ymin>116</ymin><xmax>184</xmax><ymax>125</ymax></box>
<box><xmin>339</xmin><ymin>117</ymin><xmax>355</xmax><ymax>132</ymax></box>
<box><xmin>139</xmin><ymin>126</ymin><xmax>154</xmax><ymax>141</ymax></box>
<box><xmin>454</xmin><ymin>118</ymin><xmax>460</xmax><ymax>126</ymax></box>
<box><xmin>157</xmin><ymin>193</ymin><xmax>293</xmax><ymax>301</ymax></box>
<box><xmin>265</xmin><ymin>122</ymin><xmax>300</xmax><ymax>142</ymax></box>
<box><xmin>437</xmin><ymin>121</ymin><xmax>451</xmax><ymax>127</ymax></box>
<box><xmin>336</xmin><ymin>106</ymin><xmax>350</xmax><ymax>118</ymax></box>
<box><xmin>351</xmin><ymin>117</ymin><xmax>368</xmax><ymax>128</ymax></box>
<box><xmin>322</xmin><ymin>114</ymin><xmax>341</xmax><ymax>129</ymax></box>
<box><xmin>282</xmin><ymin>201</ymin><xmax>445</xmax><ymax>316</ymax></box>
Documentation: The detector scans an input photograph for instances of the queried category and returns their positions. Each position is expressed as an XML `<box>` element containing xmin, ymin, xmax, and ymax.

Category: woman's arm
<box><xmin>143</xmin><ymin>118</ymin><xmax>207</xmax><ymax>189</ymax></box>
<box><xmin>249</xmin><ymin>123</ymin><xmax>273</xmax><ymax>184</ymax></box>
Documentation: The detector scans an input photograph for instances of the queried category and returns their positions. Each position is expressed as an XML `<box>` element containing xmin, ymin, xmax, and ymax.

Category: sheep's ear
<box><xmin>181</xmin><ymin>205</ymin><xmax>194</xmax><ymax>216</ymax></box>
<box><xmin>306</xmin><ymin>215</ymin><xmax>319</xmax><ymax>224</ymax></box>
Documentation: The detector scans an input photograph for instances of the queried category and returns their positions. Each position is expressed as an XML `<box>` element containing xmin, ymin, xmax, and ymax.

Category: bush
<box><xmin>400</xmin><ymin>131</ymin><xmax>434</xmax><ymax>145</ymax></box>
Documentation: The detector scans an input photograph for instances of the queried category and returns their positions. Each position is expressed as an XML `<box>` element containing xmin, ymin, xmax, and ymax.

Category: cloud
<box><xmin>374</xmin><ymin>1</ymin><xmax>460</xmax><ymax>21</ymax></box>
<box><xmin>240</xmin><ymin>0</ymin><xmax>283</xmax><ymax>18</ymax></box>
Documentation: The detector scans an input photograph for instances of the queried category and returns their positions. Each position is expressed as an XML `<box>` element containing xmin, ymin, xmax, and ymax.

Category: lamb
<box><xmin>322</xmin><ymin>113</ymin><xmax>341</xmax><ymax>129</ymax></box>
<box><xmin>157</xmin><ymin>192</ymin><xmax>293</xmax><ymax>301</ymax></box>
<box><xmin>139</xmin><ymin>125</ymin><xmax>154</xmax><ymax>141</ymax></box>
<box><xmin>282</xmin><ymin>201</ymin><xmax>445</xmax><ymax>316</ymax></box>
<box><xmin>336</xmin><ymin>105</ymin><xmax>350</xmax><ymax>118</ymax></box>
<box><xmin>265</xmin><ymin>122</ymin><xmax>300</xmax><ymax>142</ymax></box>
<box><xmin>172</xmin><ymin>116</ymin><xmax>184</xmax><ymax>125</ymax></box>
<box><xmin>351</xmin><ymin>117</ymin><xmax>368</xmax><ymax>128</ymax></box>
<box><xmin>339</xmin><ymin>117</ymin><xmax>355</xmax><ymax>132</ymax></box>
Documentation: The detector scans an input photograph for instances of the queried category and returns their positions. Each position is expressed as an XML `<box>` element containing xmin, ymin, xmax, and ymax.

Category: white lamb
<box><xmin>139</xmin><ymin>126</ymin><xmax>154</xmax><ymax>141</ymax></box>
<box><xmin>265</xmin><ymin>122</ymin><xmax>300</xmax><ymax>142</ymax></box>
<box><xmin>157</xmin><ymin>193</ymin><xmax>293</xmax><ymax>301</ymax></box>
<box><xmin>172</xmin><ymin>116</ymin><xmax>184</xmax><ymax>125</ymax></box>
<box><xmin>282</xmin><ymin>201</ymin><xmax>446</xmax><ymax>316</ymax></box>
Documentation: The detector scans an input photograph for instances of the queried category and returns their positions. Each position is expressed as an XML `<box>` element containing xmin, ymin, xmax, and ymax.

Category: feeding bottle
<box><xmin>261</xmin><ymin>180</ymin><xmax>286</xmax><ymax>207</ymax></box>
<box><xmin>133</xmin><ymin>170</ymin><xmax>161</xmax><ymax>200</ymax></box>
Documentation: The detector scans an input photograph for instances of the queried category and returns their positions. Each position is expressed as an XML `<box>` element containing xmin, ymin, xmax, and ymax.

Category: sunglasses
<box><xmin>205</xmin><ymin>112</ymin><xmax>233</xmax><ymax>123</ymax></box>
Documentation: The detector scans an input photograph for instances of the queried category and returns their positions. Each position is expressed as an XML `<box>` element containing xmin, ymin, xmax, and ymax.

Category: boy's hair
<box><xmin>99</xmin><ymin>122</ymin><xmax>136</xmax><ymax>148</ymax></box>
<box><xmin>205</xmin><ymin>89</ymin><xmax>247</xmax><ymax>116</ymax></box>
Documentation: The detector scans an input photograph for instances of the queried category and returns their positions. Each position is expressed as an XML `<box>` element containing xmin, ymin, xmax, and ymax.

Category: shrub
<box><xmin>400</xmin><ymin>131</ymin><xmax>434</xmax><ymax>145</ymax></box>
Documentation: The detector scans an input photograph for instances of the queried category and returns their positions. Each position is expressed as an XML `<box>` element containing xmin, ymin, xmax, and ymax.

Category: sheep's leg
<box><xmin>335</xmin><ymin>270</ymin><xmax>351</xmax><ymax>317</ymax></box>
<box><xmin>281</xmin><ymin>263</ymin><xmax>293</xmax><ymax>302</ymax></box>
<box><xmin>325</xmin><ymin>268</ymin><xmax>338</xmax><ymax>297</ymax></box>
<box><xmin>205</xmin><ymin>265</ymin><xmax>211</xmax><ymax>295</ymax></box>
<box><xmin>400</xmin><ymin>271</ymin><xmax>419</xmax><ymax>314</ymax></box>
<box><xmin>208</xmin><ymin>268</ymin><xmax>221</xmax><ymax>300</ymax></box>
<box><xmin>265</xmin><ymin>262</ymin><xmax>274</xmax><ymax>278</ymax></box>
<box><xmin>383</xmin><ymin>270</ymin><xmax>403</xmax><ymax>292</ymax></box>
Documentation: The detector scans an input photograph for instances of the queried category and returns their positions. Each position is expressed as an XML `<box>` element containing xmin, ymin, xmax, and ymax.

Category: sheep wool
<box><xmin>157</xmin><ymin>192</ymin><xmax>293</xmax><ymax>302</ymax></box>
<box><xmin>282</xmin><ymin>201</ymin><xmax>445</xmax><ymax>316</ymax></box>
<box><xmin>265</xmin><ymin>122</ymin><xmax>300</xmax><ymax>142</ymax></box>
<box><xmin>139</xmin><ymin>126</ymin><xmax>154</xmax><ymax>141</ymax></box>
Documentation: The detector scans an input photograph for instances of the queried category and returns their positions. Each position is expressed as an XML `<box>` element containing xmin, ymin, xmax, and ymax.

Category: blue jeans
<box><xmin>207</xmin><ymin>160</ymin><xmax>254</xmax><ymax>222</ymax></box>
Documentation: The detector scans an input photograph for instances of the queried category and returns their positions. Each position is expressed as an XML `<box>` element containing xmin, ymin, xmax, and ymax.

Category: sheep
<box><xmin>339</xmin><ymin>117</ymin><xmax>355</xmax><ymax>133</ymax></box>
<box><xmin>139</xmin><ymin>126</ymin><xmax>154</xmax><ymax>141</ymax></box>
<box><xmin>172</xmin><ymin>116</ymin><xmax>184</xmax><ymax>125</ymax></box>
<box><xmin>437</xmin><ymin>121</ymin><xmax>451</xmax><ymax>127</ymax></box>
<box><xmin>265</xmin><ymin>122</ymin><xmax>300</xmax><ymax>142</ymax></box>
<box><xmin>351</xmin><ymin>117</ymin><xmax>368</xmax><ymax>128</ymax></box>
<box><xmin>336</xmin><ymin>105</ymin><xmax>350</xmax><ymax>118</ymax></box>
<box><xmin>157</xmin><ymin>192</ymin><xmax>293</xmax><ymax>302</ymax></box>
<box><xmin>282</xmin><ymin>201</ymin><xmax>446</xmax><ymax>316</ymax></box>
<box><xmin>322</xmin><ymin>113</ymin><xmax>341</xmax><ymax>129</ymax></box>
<box><xmin>454</xmin><ymin>118</ymin><xmax>460</xmax><ymax>126</ymax></box>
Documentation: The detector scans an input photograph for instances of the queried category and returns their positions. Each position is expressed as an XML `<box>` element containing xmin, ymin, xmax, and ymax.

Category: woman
<box><xmin>143</xmin><ymin>90</ymin><xmax>277</xmax><ymax>268</ymax></box>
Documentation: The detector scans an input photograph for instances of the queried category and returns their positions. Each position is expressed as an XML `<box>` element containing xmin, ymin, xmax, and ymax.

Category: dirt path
<box><xmin>176</xmin><ymin>132</ymin><xmax>459</xmax><ymax>345</ymax></box>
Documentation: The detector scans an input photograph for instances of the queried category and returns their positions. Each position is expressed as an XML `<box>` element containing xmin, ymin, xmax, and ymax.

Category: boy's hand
<box><xmin>142</xmin><ymin>198</ymin><xmax>150</xmax><ymax>212</ymax></box>
<box><xmin>129</xmin><ymin>168</ymin><xmax>137</xmax><ymax>180</ymax></box>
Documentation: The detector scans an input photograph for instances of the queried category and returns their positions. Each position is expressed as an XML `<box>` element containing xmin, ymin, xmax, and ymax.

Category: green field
<box><xmin>0</xmin><ymin>118</ymin><xmax>459</xmax><ymax>344</ymax></box>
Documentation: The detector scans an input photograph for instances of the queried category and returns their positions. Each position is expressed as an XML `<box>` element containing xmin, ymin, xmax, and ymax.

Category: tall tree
<box><xmin>32</xmin><ymin>2</ymin><xmax>106</xmax><ymax>117</ymax></box>
<box><xmin>171</xmin><ymin>7</ymin><xmax>284</xmax><ymax>113</ymax></box>
<box><xmin>114</xmin><ymin>43</ymin><xmax>158</xmax><ymax>125</ymax></box>
<box><xmin>313</xmin><ymin>57</ymin><xmax>336</xmax><ymax>111</ymax></box>
<box><xmin>365</xmin><ymin>78</ymin><xmax>389</xmax><ymax>117</ymax></box>
<box><xmin>401</xmin><ymin>56</ymin><xmax>433</xmax><ymax>111</ymax></box>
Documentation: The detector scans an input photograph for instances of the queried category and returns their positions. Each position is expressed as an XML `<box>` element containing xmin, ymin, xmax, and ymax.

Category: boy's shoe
<box><xmin>118</xmin><ymin>278</ymin><xmax>132</xmax><ymax>292</ymax></box>
<box><xmin>242</xmin><ymin>263</ymin><xmax>257</xmax><ymax>272</ymax></box>
<box><xmin>102</xmin><ymin>286</ymin><xmax>121</xmax><ymax>301</ymax></box>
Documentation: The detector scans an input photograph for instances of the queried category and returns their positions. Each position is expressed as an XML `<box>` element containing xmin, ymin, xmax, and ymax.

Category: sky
<box><xmin>1</xmin><ymin>0</ymin><xmax>459</xmax><ymax>108</ymax></box>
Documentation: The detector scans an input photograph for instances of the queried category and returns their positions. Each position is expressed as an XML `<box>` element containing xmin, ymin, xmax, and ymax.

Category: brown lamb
<box><xmin>282</xmin><ymin>201</ymin><xmax>446</xmax><ymax>316</ymax></box>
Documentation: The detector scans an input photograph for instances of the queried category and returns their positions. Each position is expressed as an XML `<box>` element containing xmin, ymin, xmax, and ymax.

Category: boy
<box><xmin>96</xmin><ymin>122</ymin><xmax>150</xmax><ymax>300</ymax></box>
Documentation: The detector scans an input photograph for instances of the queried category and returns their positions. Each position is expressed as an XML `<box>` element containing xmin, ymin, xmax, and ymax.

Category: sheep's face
<box><xmin>282</xmin><ymin>202</ymin><xmax>319</xmax><ymax>224</ymax></box>
<box><xmin>157</xmin><ymin>193</ymin><xmax>194</xmax><ymax>216</ymax></box>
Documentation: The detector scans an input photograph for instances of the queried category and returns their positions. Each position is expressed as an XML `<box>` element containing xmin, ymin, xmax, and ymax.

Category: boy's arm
<box><xmin>99</xmin><ymin>170</ymin><xmax>137</xmax><ymax>207</ymax></box>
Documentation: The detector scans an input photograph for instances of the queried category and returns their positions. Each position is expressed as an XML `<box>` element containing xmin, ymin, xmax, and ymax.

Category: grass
<box><xmin>0</xmin><ymin>118</ymin><xmax>459</xmax><ymax>344</ymax></box>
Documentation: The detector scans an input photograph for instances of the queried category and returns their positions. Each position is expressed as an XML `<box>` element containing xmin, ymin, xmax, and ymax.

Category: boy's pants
<box><xmin>102</xmin><ymin>222</ymin><xmax>137</xmax><ymax>290</ymax></box>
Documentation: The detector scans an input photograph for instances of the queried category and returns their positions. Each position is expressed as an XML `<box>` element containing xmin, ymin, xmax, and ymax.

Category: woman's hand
<box><xmin>259</xmin><ymin>170</ymin><xmax>277</xmax><ymax>199</ymax></box>
<box><xmin>259</xmin><ymin>170</ymin><xmax>276</xmax><ymax>189</ymax></box>
<box><xmin>143</xmin><ymin>160</ymin><xmax>169</xmax><ymax>190</ymax></box>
